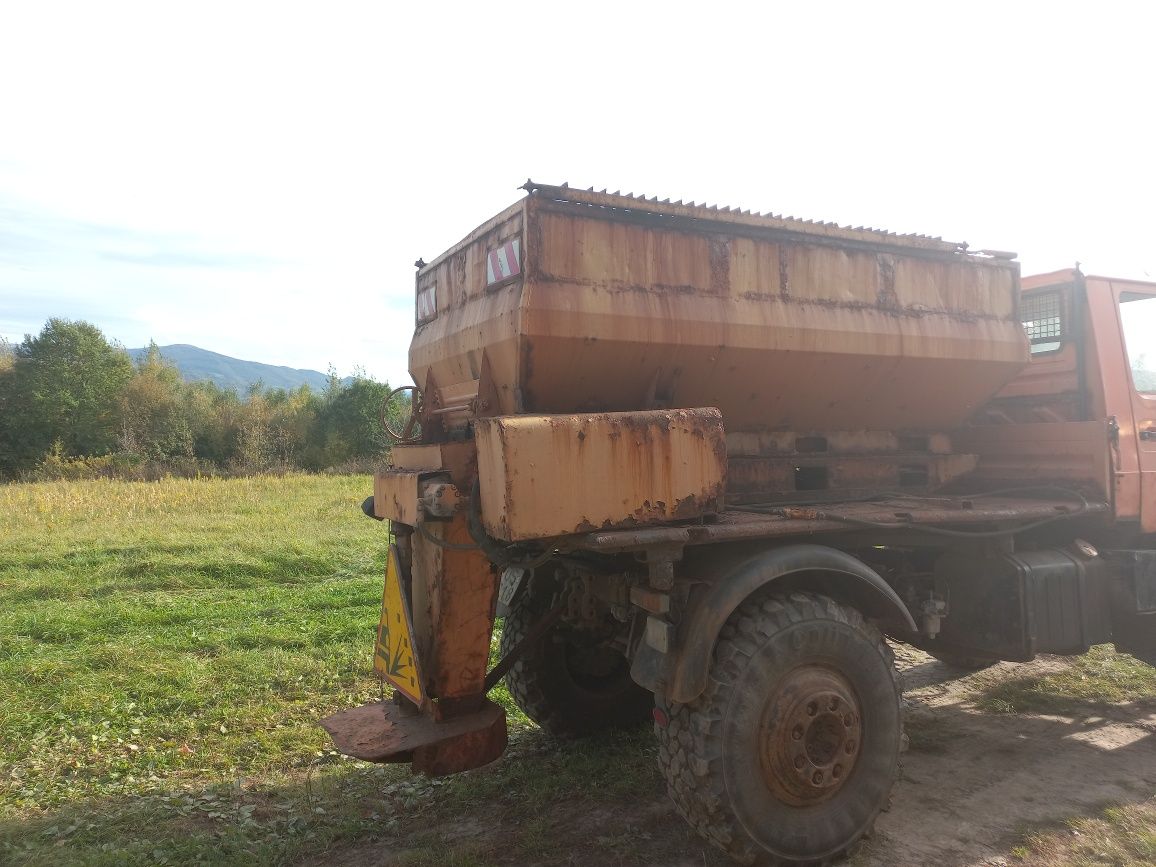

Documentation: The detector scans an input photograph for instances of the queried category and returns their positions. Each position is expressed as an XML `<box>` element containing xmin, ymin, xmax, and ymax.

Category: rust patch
<box><xmin>409</xmin><ymin>184</ymin><xmax>1024</xmax><ymax>442</ymax></box>
<box><xmin>477</xmin><ymin>408</ymin><xmax>725</xmax><ymax>541</ymax></box>
<box><xmin>672</xmin><ymin>495</ymin><xmax>700</xmax><ymax>520</ymax></box>
<box><xmin>709</xmin><ymin>237</ymin><xmax>731</xmax><ymax>294</ymax></box>
<box><xmin>630</xmin><ymin>499</ymin><xmax>670</xmax><ymax>523</ymax></box>
<box><xmin>877</xmin><ymin>254</ymin><xmax>898</xmax><ymax>308</ymax></box>
<box><xmin>320</xmin><ymin>698</ymin><xmax>506</xmax><ymax>775</ymax></box>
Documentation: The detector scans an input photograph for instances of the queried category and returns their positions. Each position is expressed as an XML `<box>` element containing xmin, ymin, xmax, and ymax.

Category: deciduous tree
<box><xmin>0</xmin><ymin>319</ymin><xmax>134</xmax><ymax>473</ymax></box>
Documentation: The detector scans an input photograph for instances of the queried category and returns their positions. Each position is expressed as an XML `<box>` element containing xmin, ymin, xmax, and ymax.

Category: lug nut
<box><xmin>845</xmin><ymin>740</ymin><xmax>856</xmax><ymax>754</ymax></box>
<box><xmin>812</xmin><ymin>771</ymin><xmax>824</xmax><ymax>785</ymax></box>
<box><xmin>792</xmin><ymin>725</ymin><xmax>804</xmax><ymax>740</ymax></box>
<box><xmin>833</xmin><ymin>764</ymin><xmax>843</xmax><ymax>779</ymax></box>
<box><xmin>794</xmin><ymin>755</ymin><xmax>805</xmax><ymax>770</ymax></box>
<box><xmin>806</xmin><ymin>702</ymin><xmax>818</xmax><ymax>716</ymax></box>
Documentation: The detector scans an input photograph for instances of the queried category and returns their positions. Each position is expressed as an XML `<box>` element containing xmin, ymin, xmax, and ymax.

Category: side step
<box><xmin>320</xmin><ymin>698</ymin><xmax>507</xmax><ymax>776</ymax></box>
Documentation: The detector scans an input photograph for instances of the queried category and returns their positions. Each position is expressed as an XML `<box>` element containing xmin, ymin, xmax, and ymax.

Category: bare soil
<box><xmin>857</xmin><ymin>646</ymin><xmax>1156</xmax><ymax>867</ymax></box>
<box><xmin>317</xmin><ymin>647</ymin><xmax>1156</xmax><ymax>867</ymax></box>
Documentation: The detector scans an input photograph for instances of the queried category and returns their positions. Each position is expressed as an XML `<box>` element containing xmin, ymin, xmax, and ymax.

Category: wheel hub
<box><xmin>759</xmin><ymin>666</ymin><xmax>863</xmax><ymax>805</ymax></box>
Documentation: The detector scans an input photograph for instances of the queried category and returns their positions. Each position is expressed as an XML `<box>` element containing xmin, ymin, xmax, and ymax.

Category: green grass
<box><xmin>1011</xmin><ymin>800</ymin><xmax>1156</xmax><ymax>865</ymax></box>
<box><xmin>0</xmin><ymin>478</ymin><xmax>485</xmax><ymax>863</ymax></box>
<box><xmin>0</xmin><ymin>476</ymin><xmax>665</xmax><ymax>866</ymax></box>
<box><xmin>1</xmin><ymin>477</ymin><xmax>385</xmax><ymax>805</ymax></box>
<box><xmin>973</xmin><ymin>645</ymin><xmax>1156</xmax><ymax>716</ymax></box>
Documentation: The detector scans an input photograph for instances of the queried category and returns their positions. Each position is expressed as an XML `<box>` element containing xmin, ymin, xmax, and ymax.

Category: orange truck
<box><xmin>322</xmin><ymin>182</ymin><xmax>1156</xmax><ymax>865</ymax></box>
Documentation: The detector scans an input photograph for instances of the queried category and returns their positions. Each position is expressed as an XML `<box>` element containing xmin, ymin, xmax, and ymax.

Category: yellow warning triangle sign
<box><xmin>373</xmin><ymin>543</ymin><xmax>424</xmax><ymax>705</ymax></box>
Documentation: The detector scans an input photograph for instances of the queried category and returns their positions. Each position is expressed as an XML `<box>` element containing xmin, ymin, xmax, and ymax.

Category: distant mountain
<box><xmin>127</xmin><ymin>344</ymin><xmax>340</xmax><ymax>393</ymax></box>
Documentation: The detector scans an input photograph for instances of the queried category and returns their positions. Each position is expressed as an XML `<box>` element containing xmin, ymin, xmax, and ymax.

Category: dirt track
<box><xmin>858</xmin><ymin>648</ymin><xmax>1156</xmax><ymax>866</ymax></box>
<box><xmin>323</xmin><ymin>647</ymin><xmax>1156</xmax><ymax>867</ymax></box>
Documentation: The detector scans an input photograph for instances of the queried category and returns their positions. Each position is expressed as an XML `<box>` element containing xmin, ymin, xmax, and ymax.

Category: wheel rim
<box><xmin>758</xmin><ymin>665</ymin><xmax>863</xmax><ymax>806</ymax></box>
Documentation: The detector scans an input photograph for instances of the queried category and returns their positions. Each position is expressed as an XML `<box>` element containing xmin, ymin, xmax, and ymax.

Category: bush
<box><xmin>1</xmin><ymin>319</ymin><xmax>404</xmax><ymax>481</ymax></box>
<box><xmin>24</xmin><ymin>444</ymin><xmax>222</xmax><ymax>482</ymax></box>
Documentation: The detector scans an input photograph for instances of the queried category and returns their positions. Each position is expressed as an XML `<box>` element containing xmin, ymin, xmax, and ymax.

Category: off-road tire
<box><xmin>656</xmin><ymin>592</ymin><xmax>903</xmax><ymax>866</ymax></box>
<box><xmin>500</xmin><ymin>579</ymin><xmax>651</xmax><ymax>737</ymax></box>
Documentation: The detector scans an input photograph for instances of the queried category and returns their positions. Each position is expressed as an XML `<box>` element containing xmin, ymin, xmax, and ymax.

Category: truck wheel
<box><xmin>657</xmin><ymin>593</ymin><xmax>902</xmax><ymax>866</ymax></box>
<box><xmin>500</xmin><ymin>579</ymin><xmax>651</xmax><ymax>737</ymax></box>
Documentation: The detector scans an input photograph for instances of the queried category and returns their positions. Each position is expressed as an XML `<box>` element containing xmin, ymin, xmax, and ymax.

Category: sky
<box><xmin>2</xmin><ymin>1</ymin><xmax>1155</xmax><ymax>386</ymax></box>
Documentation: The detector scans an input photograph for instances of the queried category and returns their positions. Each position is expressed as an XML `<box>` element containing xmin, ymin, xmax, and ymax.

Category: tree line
<box><xmin>0</xmin><ymin>319</ymin><xmax>404</xmax><ymax>481</ymax></box>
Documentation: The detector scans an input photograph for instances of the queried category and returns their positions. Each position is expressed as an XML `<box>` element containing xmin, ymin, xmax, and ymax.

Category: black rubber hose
<box><xmin>361</xmin><ymin>496</ymin><xmax>385</xmax><ymax>521</ymax></box>
<box><xmin>467</xmin><ymin>477</ymin><xmax>513</xmax><ymax>565</ymax></box>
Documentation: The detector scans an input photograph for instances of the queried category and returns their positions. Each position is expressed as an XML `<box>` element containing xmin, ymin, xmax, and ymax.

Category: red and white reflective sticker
<box><xmin>486</xmin><ymin>239</ymin><xmax>521</xmax><ymax>286</ymax></box>
<box><xmin>416</xmin><ymin>285</ymin><xmax>437</xmax><ymax>323</ymax></box>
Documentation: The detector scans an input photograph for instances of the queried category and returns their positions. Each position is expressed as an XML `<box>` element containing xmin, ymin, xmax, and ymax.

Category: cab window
<box><xmin>1021</xmin><ymin>291</ymin><xmax>1064</xmax><ymax>354</ymax></box>
<box><xmin>1120</xmin><ymin>292</ymin><xmax>1156</xmax><ymax>395</ymax></box>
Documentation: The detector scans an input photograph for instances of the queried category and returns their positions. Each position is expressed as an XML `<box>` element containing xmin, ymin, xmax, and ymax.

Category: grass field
<box><xmin>1</xmin><ymin>475</ymin><xmax>387</xmax><ymax>863</ymax></box>
<box><xmin>5</xmin><ymin>475</ymin><xmax>1156</xmax><ymax>866</ymax></box>
<box><xmin>0</xmin><ymin>476</ymin><xmax>672</xmax><ymax>867</ymax></box>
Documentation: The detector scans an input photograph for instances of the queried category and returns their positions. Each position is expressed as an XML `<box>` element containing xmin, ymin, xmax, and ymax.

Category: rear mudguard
<box><xmin>640</xmin><ymin>544</ymin><xmax>917</xmax><ymax>704</ymax></box>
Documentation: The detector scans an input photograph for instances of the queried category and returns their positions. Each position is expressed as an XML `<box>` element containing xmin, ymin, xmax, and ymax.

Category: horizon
<box><xmin>3</xmin><ymin>330</ymin><xmax>368</xmax><ymax>382</ymax></box>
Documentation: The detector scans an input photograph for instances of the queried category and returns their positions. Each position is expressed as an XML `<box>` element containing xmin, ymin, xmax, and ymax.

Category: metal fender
<box><xmin>665</xmin><ymin>544</ymin><xmax>917</xmax><ymax>704</ymax></box>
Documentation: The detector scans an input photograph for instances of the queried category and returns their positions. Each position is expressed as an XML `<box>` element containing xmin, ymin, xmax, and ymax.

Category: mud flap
<box><xmin>320</xmin><ymin>698</ymin><xmax>507</xmax><ymax>776</ymax></box>
<box><xmin>1107</xmin><ymin>550</ymin><xmax>1156</xmax><ymax>665</ymax></box>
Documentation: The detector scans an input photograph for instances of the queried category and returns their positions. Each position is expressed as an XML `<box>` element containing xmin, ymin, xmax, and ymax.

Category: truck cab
<box><xmin>982</xmin><ymin>269</ymin><xmax>1156</xmax><ymax>537</ymax></box>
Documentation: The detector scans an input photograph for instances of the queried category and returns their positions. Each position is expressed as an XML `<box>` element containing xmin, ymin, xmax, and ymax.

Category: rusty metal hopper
<box><xmin>409</xmin><ymin>183</ymin><xmax>1028</xmax><ymax>437</ymax></box>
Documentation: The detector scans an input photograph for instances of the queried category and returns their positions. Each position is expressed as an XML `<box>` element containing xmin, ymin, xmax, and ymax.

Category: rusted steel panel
<box><xmin>727</xmin><ymin>454</ymin><xmax>978</xmax><ymax>502</ymax></box>
<box><xmin>389</xmin><ymin>442</ymin><xmax>478</xmax><ymax>490</ymax></box>
<box><xmin>409</xmin><ymin>184</ymin><xmax>1027</xmax><ymax>437</ymax></box>
<box><xmin>373</xmin><ymin>471</ymin><xmax>421</xmax><ymax>524</ymax></box>
<box><xmin>522</xmin><ymin>208</ymin><xmax>1025</xmax><ymax>430</ymax></box>
<box><xmin>525</xmin><ymin>183</ymin><xmax>962</xmax><ymax>252</ymax></box>
<box><xmin>389</xmin><ymin>444</ymin><xmax>445</xmax><ymax>471</ymax></box>
<box><xmin>955</xmin><ymin>422</ymin><xmax>1111</xmax><ymax>497</ymax></box>
<box><xmin>475</xmin><ymin>408</ymin><xmax>727</xmax><ymax>542</ymax></box>
<box><xmin>411</xmin><ymin>203</ymin><xmax>526</xmax><ymax>421</ymax></box>
<box><xmin>989</xmin><ymin>342</ymin><xmax>1083</xmax><ymax>414</ymax></box>
<box><xmin>575</xmin><ymin>495</ymin><xmax>1109</xmax><ymax>551</ymax></box>
<box><xmin>986</xmin><ymin>280</ymin><xmax>1083</xmax><ymax>418</ymax></box>
<box><xmin>725</xmin><ymin>430</ymin><xmax>954</xmax><ymax>457</ymax></box>
<box><xmin>410</xmin><ymin>513</ymin><xmax>498</xmax><ymax>703</ymax></box>
<box><xmin>319</xmin><ymin>697</ymin><xmax>506</xmax><ymax>774</ymax></box>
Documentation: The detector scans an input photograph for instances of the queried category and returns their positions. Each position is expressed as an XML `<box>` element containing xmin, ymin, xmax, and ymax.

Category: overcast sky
<box><xmin>2</xmin><ymin>2</ymin><xmax>1154</xmax><ymax>386</ymax></box>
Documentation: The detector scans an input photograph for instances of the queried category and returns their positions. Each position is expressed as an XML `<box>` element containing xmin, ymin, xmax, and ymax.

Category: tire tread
<box><xmin>655</xmin><ymin>592</ymin><xmax>902</xmax><ymax>866</ymax></box>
